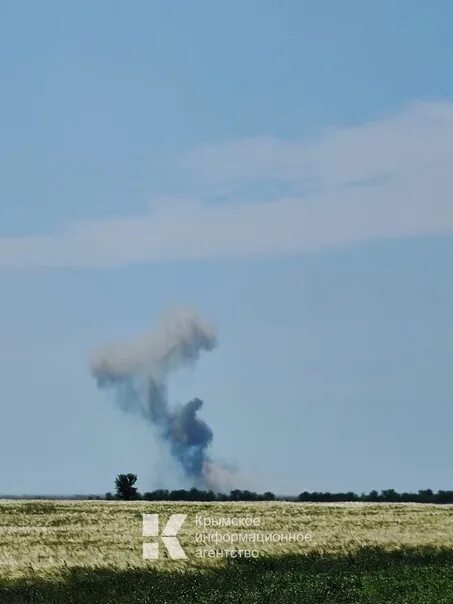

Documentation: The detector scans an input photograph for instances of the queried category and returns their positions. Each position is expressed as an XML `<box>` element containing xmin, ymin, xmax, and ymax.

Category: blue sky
<box><xmin>0</xmin><ymin>1</ymin><xmax>452</xmax><ymax>494</ymax></box>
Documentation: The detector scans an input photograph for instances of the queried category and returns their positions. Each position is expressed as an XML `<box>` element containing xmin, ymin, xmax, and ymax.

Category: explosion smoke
<box><xmin>90</xmin><ymin>309</ymin><xmax>218</xmax><ymax>487</ymax></box>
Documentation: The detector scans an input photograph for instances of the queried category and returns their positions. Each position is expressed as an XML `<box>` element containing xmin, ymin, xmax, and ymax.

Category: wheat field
<box><xmin>1</xmin><ymin>500</ymin><xmax>453</xmax><ymax>603</ymax></box>
<box><xmin>1</xmin><ymin>500</ymin><xmax>453</xmax><ymax>578</ymax></box>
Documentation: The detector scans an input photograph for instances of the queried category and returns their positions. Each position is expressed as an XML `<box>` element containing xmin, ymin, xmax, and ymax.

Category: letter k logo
<box><xmin>142</xmin><ymin>514</ymin><xmax>187</xmax><ymax>560</ymax></box>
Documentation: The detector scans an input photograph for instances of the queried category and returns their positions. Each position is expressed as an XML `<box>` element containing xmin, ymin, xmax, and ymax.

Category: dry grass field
<box><xmin>1</xmin><ymin>500</ymin><xmax>453</xmax><ymax>603</ymax></box>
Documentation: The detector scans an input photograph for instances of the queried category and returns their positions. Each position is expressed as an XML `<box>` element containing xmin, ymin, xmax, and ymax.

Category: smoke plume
<box><xmin>90</xmin><ymin>309</ymin><xmax>220</xmax><ymax>487</ymax></box>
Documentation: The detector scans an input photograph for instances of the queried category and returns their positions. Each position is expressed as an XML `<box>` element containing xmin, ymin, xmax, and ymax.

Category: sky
<box><xmin>0</xmin><ymin>0</ymin><xmax>452</xmax><ymax>495</ymax></box>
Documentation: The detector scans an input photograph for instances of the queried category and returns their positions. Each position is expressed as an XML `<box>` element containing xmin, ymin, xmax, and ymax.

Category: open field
<box><xmin>1</xmin><ymin>500</ymin><xmax>453</xmax><ymax>603</ymax></box>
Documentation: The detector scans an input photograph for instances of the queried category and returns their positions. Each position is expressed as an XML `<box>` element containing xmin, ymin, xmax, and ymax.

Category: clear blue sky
<box><xmin>0</xmin><ymin>0</ymin><xmax>452</xmax><ymax>494</ymax></box>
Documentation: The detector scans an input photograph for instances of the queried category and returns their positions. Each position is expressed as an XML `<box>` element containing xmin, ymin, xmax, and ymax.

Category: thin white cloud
<box><xmin>184</xmin><ymin>101</ymin><xmax>453</xmax><ymax>187</ymax></box>
<box><xmin>1</xmin><ymin>101</ymin><xmax>452</xmax><ymax>269</ymax></box>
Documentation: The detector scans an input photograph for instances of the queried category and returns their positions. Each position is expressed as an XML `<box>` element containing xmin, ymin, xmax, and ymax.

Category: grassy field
<box><xmin>0</xmin><ymin>500</ymin><xmax>452</xmax><ymax>603</ymax></box>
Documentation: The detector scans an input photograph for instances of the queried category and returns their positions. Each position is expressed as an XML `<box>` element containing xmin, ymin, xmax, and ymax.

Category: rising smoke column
<box><xmin>90</xmin><ymin>309</ymin><xmax>217</xmax><ymax>486</ymax></box>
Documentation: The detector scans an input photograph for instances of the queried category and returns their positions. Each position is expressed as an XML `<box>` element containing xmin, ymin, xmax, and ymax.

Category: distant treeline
<box><xmin>105</xmin><ymin>486</ymin><xmax>453</xmax><ymax>504</ymax></box>
<box><xmin>297</xmin><ymin>489</ymin><xmax>453</xmax><ymax>504</ymax></box>
<box><xmin>106</xmin><ymin>488</ymin><xmax>277</xmax><ymax>502</ymax></box>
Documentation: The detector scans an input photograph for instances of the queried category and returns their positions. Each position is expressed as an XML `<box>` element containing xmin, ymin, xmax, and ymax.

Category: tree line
<box><xmin>297</xmin><ymin>488</ymin><xmax>453</xmax><ymax>504</ymax></box>
<box><xmin>107</xmin><ymin>474</ymin><xmax>276</xmax><ymax>501</ymax></box>
<box><xmin>108</xmin><ymin>475</ymin><xmax>453</xmax><ymax>504</ymax></box>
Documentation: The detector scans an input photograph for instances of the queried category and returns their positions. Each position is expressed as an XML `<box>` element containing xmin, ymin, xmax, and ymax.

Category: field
<box><xmin>0</xmin><ymin>500</ymin><xmax>453</xmax><ymax>603</ymax></box>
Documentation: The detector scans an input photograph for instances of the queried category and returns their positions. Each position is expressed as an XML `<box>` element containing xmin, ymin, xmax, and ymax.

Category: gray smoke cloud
<box><xmin>90</xmin><ymin>309</ymin><xmax>219</xmax><ymax>486</ymax></box>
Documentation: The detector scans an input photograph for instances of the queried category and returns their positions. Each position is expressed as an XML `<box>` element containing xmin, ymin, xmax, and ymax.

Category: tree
<box><xmin>263</xmin><ymin>491</ymin><xmax>276</xmax><ymax>501</ymax></box>
<box><xmin>114</xmin><ymin>473</ymin><xmax>139</xmax><ymax>500</ymax></box>
<box><xmin>380</xmin><ymin>489</ymin><xmax>399</xmax><ymax>502</ymax></box>
<box><xmin>367</xmin><ymin>490</ymin><xmax>380</xmax><ymax>502</ymax></box>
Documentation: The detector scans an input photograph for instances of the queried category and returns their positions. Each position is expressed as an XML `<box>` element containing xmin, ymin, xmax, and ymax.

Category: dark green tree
<box><xmin>114</xmin><ymin>473</ymin><xmax>139</xmax><ymax>500</ymax></box>
<box><xmin>263</xmin><ymin>491</ymin><xmax>276</xmax><ymax>501</ymax></box>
